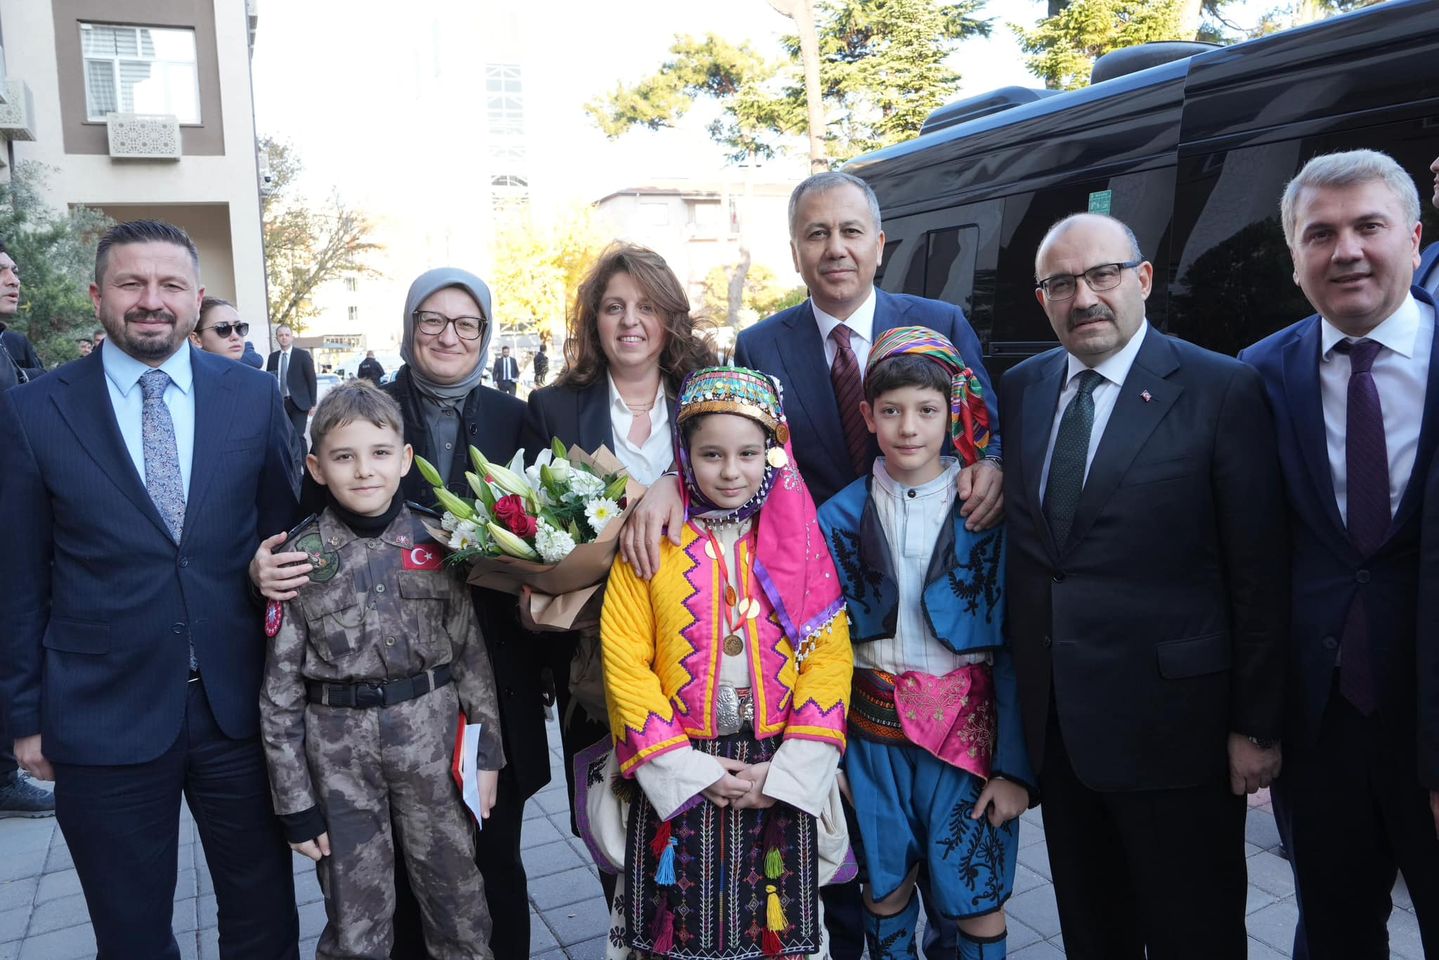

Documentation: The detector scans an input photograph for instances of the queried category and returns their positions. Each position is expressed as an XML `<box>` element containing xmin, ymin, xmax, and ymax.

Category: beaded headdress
<box><xmin>675</xmin><ymin>366</ymin><xmax>792</xmax><ymax>523</ymax></box>
<box><xmin>866</xmin><ymin>325</ymin><xmax>992</xmax><ymax>466</ymax></box>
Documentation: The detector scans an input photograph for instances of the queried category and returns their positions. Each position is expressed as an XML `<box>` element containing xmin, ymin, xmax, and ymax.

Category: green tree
<box><xmin>489</xmin><ymin>205</ymin><xmax>610</xmax><ymax>347</ymax></box>
<box><xmin>0</xmin><ymin>162</ymin><xmax>112</xmax><ymax>364</ymax></box>
<box><xmin>1014</xmin><ymin>0</ymin><xmax>1186</xmax><ymax>90</ymax></box>
<box><xmin>701</xmin><ymin>262</ymin><xmax>806</xmax><ymax>327</ymax></box>
<box><xmin>261</xmin><ymin>137</ymin><xmax>382</xmax><ymax>333</ymax></box>
<box><xmin>588</xmin><ymin>0</ymin><xmax>990</xmax><ymax>167</ymax></box>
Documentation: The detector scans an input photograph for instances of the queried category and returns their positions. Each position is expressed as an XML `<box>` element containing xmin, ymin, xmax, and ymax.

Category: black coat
<box><xmin>0</xmin><ymin>326</ymin><xmax>44</xmax><ymax>386</ymax></box>
<box><xmin>266</xmin><ymin>347</ymin><xmax>318</xmax><ymax>411</ymax></box>
<box><xmin>1000</xmin><ymin>327</ymin><xmax>1289</xmax><ymax>792</ymax></box>
<box><xmin>357</xmin><ymin>357</ymin><xmax>385</xmax><ymax>384</ymax></box>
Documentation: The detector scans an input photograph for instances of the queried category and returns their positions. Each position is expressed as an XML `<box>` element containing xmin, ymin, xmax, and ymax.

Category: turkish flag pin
<box><xmin>403</xmin><ymin>545</ymin><xmax>443</xmax><ymax>570</ymax></box>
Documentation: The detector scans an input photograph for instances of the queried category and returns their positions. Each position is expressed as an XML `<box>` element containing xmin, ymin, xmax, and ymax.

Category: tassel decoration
<box><xmin>764</xmin><ymin>847</ymin><xmax>783</xmax><ymax>878</ymax></box>
<box><xmin>762</xmin><ymin>928</ymin><xmax>783</xmax><ymax>956</ymax></box>
<box><xmin>649</xmin><ymin>819</ymin><xmax>672</xmax><ymax>858</ymax></box>
<box><xmin>651</xmin><ymin>895</ymin><xmax>675</xmax><ymax>952</ymax></box>
<box><xmin>656</xmin><ymin>837</ymin><xmax>678</xmax><ymax>886</ymax></box>
<box><xmin>766</xmin><ymin>883</ymin><xmax>787</xmax><ymax>931</ymax></box>
<box><xmin>762</xmin><ymin>809</ymin><xmax>785</xmax><ymax>880</ymax></box>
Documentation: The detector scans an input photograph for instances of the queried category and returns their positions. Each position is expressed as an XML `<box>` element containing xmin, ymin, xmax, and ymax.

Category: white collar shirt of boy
<box><xmin>857</xmin><ymin>457</ymin><xmax>988</xmax><ymax>677</ymax></box>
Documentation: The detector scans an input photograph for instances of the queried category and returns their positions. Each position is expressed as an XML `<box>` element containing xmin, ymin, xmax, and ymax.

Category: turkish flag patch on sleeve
<box><xmin>403</xmin><ymin>545</ymin><xmax>444</xmax><ymax>570</ymax></box>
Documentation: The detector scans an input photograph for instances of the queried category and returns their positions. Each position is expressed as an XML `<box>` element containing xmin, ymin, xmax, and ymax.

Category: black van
<box><xmin>846</xmin><ymin>0</ymin><xmax>1439</xmax><ymax>373</ymax></box>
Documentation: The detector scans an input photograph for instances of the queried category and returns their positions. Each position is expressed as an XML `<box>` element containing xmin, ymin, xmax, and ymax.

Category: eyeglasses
<box><xmin>414</xmin><ymin>310</ymin><xmax>485</xmax><ymax>341</ymax></box>
<box><xmin>199</xmin><ymin>322</ymin><xmax>249</xmax><ymax>338</ymax></box>
<box><xmin>1036</xmin><ymin>260</ymin><xmax>1144</xmax><ymax>301</ymax></box>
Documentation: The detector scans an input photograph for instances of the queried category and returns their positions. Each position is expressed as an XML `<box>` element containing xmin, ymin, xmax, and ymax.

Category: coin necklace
<box><xmin>702</xmin><ymin>525</ymin><xmax>758</xmax><ymax>657</ymax></box>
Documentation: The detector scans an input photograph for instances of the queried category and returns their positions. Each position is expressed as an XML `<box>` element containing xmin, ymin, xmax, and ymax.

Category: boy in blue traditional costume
<box><xmin>817</xmin><ymin>327</ymin><xmax>1034</xmax><ymax>959</ymax></box>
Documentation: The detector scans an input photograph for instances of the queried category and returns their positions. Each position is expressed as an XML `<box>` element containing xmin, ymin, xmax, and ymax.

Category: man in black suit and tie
<box><xmin>1001</xmin><ymin>213</ymin><xmax>1288</xmax><ymax>959</ymax></box>
<box><xmin>0</xmin><ymin>220</ymin><xmax>300</xmax><ymax>958</ymax></box>
<box><xmin>1421</xmin><ymin>152</ymin><xmax>1439</xmax><ymax>296</ymax></box>
<box><xmin>493</xmin><ymin>344</ymin><xmax>519</xmax><ymax>395</ymax></box>
<box><xmin>267</xmin><ymin>323</ymin><xmax>317</xmax><ymax>442</ymax></box>
<box><xmin>1241</xmin><ymin>149</ymin><xmax>1439</xmax><ymax>956</ymax></box>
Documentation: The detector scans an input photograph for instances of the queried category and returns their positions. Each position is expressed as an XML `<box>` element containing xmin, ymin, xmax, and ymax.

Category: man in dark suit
<box><xmin>0</xmin><ymin>243</ymin><xmax>45</xmax><ymax>389</ymax></box>
<box><xmin>357</xmin><ymin>349</ymin><xmax>385</xmax><ymax>384</ymax></box>
<box><xmin>1002</xmin><ymin>212</ymin><xmax>1288</xmax><ymax>959</ymax></box>
<box><xmin>1420</xmin><ymin>152</ymin><xmax>1439</xmax><ymax>296</ymax></box>
<box><xmin>1239</xmin><ymin>149</ymin><xmax>1439</xmax><ymax>957</ymax></box>
<box><xmin>0</xmin><ymin>219</ymin><xmax>300</xmax><ymax>958</ymax></box>
<box><xmin>267</xmin><ymin>323</ymin><xmax>317</xmax><ymax>442</ymax></box>
<box><xmin>733</xmin><ymin>170</ymin><xmax>1003</xmax><ymax>960</ymax></box>
<box><xmin>492</xmin><ymin>345</ymin><xmax>519</xmax><ymax>395</ymax></box>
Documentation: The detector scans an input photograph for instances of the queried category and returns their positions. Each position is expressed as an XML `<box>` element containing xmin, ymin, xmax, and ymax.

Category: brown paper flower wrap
<box><xmin>415</xmin><ymin>441</ymin><xmax>646</xmax><ymax>631</ymax></box>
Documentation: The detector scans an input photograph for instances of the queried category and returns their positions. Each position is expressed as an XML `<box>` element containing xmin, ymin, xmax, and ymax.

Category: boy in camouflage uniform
<box><xmin>260</xmin><ymin>380</ymin><xmax>503</xmax><ymax>960</ymax></box>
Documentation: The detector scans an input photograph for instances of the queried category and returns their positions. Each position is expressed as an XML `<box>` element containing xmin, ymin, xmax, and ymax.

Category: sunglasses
<box><xmin>199</xmin><ymin>322</ymin><xmax>250</xmax><ymax>338</ymax></box>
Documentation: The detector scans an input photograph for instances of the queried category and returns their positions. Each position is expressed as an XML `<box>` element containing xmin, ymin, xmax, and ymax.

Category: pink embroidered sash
<box><xmin>892</xmin><ymin>664</ymin><xmax>996</xmax><ymax>780</ymax></box>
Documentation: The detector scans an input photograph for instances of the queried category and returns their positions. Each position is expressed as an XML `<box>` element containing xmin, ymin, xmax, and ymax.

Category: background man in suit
<box><xmin>492</xmin><ymin>344</ymin><xmax>519</xmax><ymax>395</ymax></box>
<box><xmin>0</xmin><ymin>219</ymin><xmax>300</xmax><ymax>958</ymax></box>
<box><xmin>1002</xmin><ymin>213</ymin><xmax>1287</xmax><ymax>959</ymax></box>
<box><xmin>0</xmin><ymin>242</ymin><xmax>54</xmax><ymax>819</ymax></box>
<box><xmin>0</xmin><ymin>243</ymin><xmax>45</xmax><ymax>388</ymax></box>
<box><xmin>1420</xmin><ymin>153</ymin><xmax>1439</xmax><ymax>295</ymax></box>
<box><xmin>1239</xmin><ymin>149</ymin><xmax>1439</xmax><ymax>957</ymax></box>
<box><xmin>357</xmin><ymin>349</ymin><xmax>384</xmax><ymax>384</ymax></box>
<box><xmin>533</xmin><ymin>342</ymin><xmax>549</xmax><ymax>386</ymax></box>
<box><xmin>267</xmin><ymin>323</ymin><xmax>317</xmax><ymax>442</ymax></box>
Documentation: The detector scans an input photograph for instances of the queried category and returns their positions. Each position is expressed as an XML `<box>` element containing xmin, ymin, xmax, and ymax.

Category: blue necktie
<box><xmin>1043</xmin><ymin>370</ymin><xmax>1103</xmax><ymax>549</ymax></box>
<box><xmin>140</xmin><ymin>370</ymin><xmax>197</xmax><ymax>672</ymax></box>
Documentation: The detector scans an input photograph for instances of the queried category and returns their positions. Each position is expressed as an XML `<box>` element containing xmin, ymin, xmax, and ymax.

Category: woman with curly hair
<box><xmin>521</xmin><ymin>242</ymin><xmax>716</xmax><ymax>907</ymax></box>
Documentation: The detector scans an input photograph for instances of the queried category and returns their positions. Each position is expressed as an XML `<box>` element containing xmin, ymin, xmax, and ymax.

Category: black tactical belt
<box><xmin>306</xmin><ymin>663</ymin><xmax>452</xmax><ymax>709</ymax></box>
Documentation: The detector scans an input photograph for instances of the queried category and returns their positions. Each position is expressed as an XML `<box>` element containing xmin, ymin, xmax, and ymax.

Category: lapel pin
<box><xmin>1140</xmin><ymin>389</ymin><xmax>1152</xmax><ymax>403</ymax></box>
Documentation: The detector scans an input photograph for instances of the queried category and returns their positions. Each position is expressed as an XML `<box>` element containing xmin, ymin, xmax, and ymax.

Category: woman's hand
<box><xmin>620</xmin><ymin>475</ymin><xmax>685</xmax><ymax>581</ymax></box>
<box><xmin>731</xmin><ymin>761</ymin><xmax>777</xmax><ymax>811</ymax></box>
<box><xmin>701</xmin><ymin>756</ymin><xmax>752</xmax><ymax>808</ymax></box>
<box><xmin>290</xmin><ymin>832</ymin><xmax>331</xmax><ymax>862</ymax></box>
<box><xmin>957</xmin><ymin>459</ymin><xmax>1004</xmax><ymax>531</ymax></box>
<box><xmin>250</xmin><ymin>531</ymin><xmax>313</xmax><ymax>601</ymax></box>
<box><xmin>970</xmin><ymin>776</ymin><xmax>1029</xmax><ymax>828</ymax></box>
<box><xmin>478</xmin><ymin>770</ymin><xmax>499</xmax><ymax>819</ymax></box>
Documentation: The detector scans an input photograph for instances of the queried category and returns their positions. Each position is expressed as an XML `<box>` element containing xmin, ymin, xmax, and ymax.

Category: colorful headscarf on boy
<box><xmin>866</xmin><ymin>325</ymin><xmax>992</xmax><ymax>467</ymax></box>
<box><xmin>675</xmin><ymin>366</ymin><xmax>846</xmax><ymax>658</ymax></box>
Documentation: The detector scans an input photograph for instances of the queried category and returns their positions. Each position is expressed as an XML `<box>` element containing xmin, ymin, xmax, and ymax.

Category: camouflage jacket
<box><xmin>259</xmin><ymin>504</ymin><xmax>504</xmax><ymax>816</ymax></box>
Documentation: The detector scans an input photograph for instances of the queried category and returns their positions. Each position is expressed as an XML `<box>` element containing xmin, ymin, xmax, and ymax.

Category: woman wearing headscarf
<box><xmin>253</xmin><ymin>268</ymin><xmax>546</xmax><ymax>959</ymax></box>
<box><xmin>520</xmin><ymin>243</ymin><xmax>715</xmax><ymax>906</ymax></box>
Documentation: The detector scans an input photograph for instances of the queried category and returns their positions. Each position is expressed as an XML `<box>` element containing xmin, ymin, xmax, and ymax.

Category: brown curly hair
<box><xmin>558</xmin><ymin>242</ymin><xmax>716</xmax><ymax>393</ymax></box>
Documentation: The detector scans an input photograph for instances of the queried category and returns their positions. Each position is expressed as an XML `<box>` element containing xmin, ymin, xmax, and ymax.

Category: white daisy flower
<box><xmin>449</xmin><ymin>520</ymin><xmax>479</xmax><ymax>551</ymax></box>
<box><xmin>584</xmin><ymin>497</ymin><xmax>621</xmax><ymax>535</ymax></box>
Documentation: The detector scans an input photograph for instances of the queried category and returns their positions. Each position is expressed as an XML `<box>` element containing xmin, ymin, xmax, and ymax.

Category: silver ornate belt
<box><xmin>715</xmin><ymin>684</ymin><xmax>754</xmax><ymax>736</ymax></box>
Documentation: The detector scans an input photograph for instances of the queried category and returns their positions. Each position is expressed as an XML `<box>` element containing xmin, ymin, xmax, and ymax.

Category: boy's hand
<box><xmin>971</xmin><ymin>777</ymin><xmax>1028</xmax><ymax>828</ymax></box>
<box><xmin>479</xmin><ymin>770</ymin><xmax>500</xmax><ymax>819</ymax></box>
<box><xmin>732</xmin><ymin>761</ymin><xmax>777</xmax><ymax>811</ymax></box>
<box><xmin>621</xmin><ymin>475</ymin><xmax>684</xmax><ymax>581</ymax></box>
<box><xmin>290</xmin><ymin>832</ymin><xmax>331</xmax><ymax>862</ymax></box>
<box><xmin>957</xmin><ymin>459</ymin><xmax>1003</xmax><ymax>531</ymax></box>
<box><xmin>250</xmin><ymin>532</ymin><xmax>313</xmax><ymax>601</ymax></box>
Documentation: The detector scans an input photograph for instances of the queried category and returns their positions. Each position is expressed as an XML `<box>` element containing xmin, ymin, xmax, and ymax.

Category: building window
<box><xmin>81</xmin><ymin>23</ymin><xmax>200</xmax><ymax>123</ymax></box>
<box><xmin>491</xmin><ymin>174</ymin><xmax>529</xmax><ymax>189</ymax></box>
<box><xmin>486</xmin><ymin>64</ymin><xmax>524</xmax><ymax>136</ymax></box>
<box><xmin>347</xmin><ymin>306</ymin><xmax>359</xmax><ymax>323</ymax></box>
<box><xmin>344</xmin><ymin>277</ymin><xmax>357</xmax><ymax>293</ymax></box>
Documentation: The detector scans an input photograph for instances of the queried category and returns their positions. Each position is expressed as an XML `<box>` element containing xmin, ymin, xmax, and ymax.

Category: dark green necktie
<box><xmin>1043</xmin><ymin>369</ymin><xmax>1103</xmax><ymax>549</ymax></box>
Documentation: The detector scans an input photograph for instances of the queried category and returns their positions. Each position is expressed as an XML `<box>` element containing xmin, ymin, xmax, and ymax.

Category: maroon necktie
<box><xmin>829</xmin><ymin>325</ymin><xmax>870</xmax><ymax>476</ymax></box>
<box><xmin>1334</xmin><ymin>337</ymin><xmax>1388</xmax><ymax>715</ymax></box>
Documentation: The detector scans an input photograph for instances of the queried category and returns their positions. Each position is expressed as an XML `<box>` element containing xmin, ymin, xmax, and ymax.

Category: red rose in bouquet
<box><xmin>494</xmin><ymin>494</ymin><xmax>538</xmax><ymax>539</ymax></box>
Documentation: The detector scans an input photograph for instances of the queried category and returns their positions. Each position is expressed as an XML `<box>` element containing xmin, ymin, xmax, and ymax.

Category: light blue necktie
<box><xmin>140</xmin><ymin>370</ymin><xmax>196</xmax><ymax>671</ymax></box>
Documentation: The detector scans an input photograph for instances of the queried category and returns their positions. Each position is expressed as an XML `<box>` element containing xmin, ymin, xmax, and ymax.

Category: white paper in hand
<box><xmin>450</xmin><ymin>713</ymin><xmax>485</xmax><ymax>830</ymax></box>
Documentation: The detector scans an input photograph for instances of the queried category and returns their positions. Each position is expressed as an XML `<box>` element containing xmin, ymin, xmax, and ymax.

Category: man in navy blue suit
<box><xmin>1240</xmin><ymin>149</ymin><xmax>1439</xmax><ymax>957</ymax></box>
<box><xmin>0</xmin><ymin>220</ymin><xmax>301</xmax><ymax>959</ymax></box>
<box><xmin>1420</xmin><ymin>152</ymin><xmax>1439</xmax><ymax>296</ymax></box>
<box><xmin>740</xmin><ymin>171</ymin><xmax>1005</xmax><ymax>960</ymax></box>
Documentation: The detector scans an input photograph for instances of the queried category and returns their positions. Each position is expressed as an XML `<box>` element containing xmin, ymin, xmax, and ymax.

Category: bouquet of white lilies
<box><xmin>414</xmin><ymin>440</ymin><xmax>645</xmax><ymax>628</ymax></box>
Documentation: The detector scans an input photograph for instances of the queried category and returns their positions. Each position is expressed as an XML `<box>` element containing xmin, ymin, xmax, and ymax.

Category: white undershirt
<box><xmin>606</xmin><ymin>373</ymin><xmax>673</xmax><ymax>487</ymax></box>
<box><xmin>812</xmin><ymin>287</ymin><xmax>878</xmax><ymax>375</ymax></box>
<box><xmin>1319</xmin><ymin>294</ymin><xmax>1433</xmax><ymax>522</ymax></box>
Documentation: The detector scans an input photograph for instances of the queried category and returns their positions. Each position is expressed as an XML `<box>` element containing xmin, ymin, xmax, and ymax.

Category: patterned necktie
<box><xmin>1043</xmin><ymin>369</ymin><xmax>1103</xmax><ymax>550</ymax></box>
<box><xmin>140</xmin><ymin>369</ymin><xmax>186</xmax><ymax>542</ymax></box>
<box><xmin>279</xmin><ymin>350</ymin><xmax>290</xmax><ymax>398</ymax></box>
<box><xmin>1333</xmin><ymin>338</ymin><xmax>1388</xmax><ymax>715</ymax></box>
<box><xmin>829</xmin><ymin>324</ymin><xmax>870</xmax><ymax>476</ymax></box>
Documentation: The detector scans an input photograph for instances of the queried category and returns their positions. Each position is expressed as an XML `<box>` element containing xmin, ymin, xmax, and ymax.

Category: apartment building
<box><xmin>0</xmin><ymin>0</ymin><xmax>266</xmax><ymax>328</ymax></box>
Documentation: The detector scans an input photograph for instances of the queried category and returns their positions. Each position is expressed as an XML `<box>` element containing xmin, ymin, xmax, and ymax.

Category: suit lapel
<box><xmin>1019</xmin><ymin>351</ymin><xmax>1067</xmax><ymax>562</ymax></box>
<box><xmin>51</xmin><ymin>354</ymin><xmax>173</xmax><ymax>542</ymax></box>
<box><xmin>576</xmin><ymin>379</ymin><xmax>615</xmax><ymax>452</ymax></box>
<box><xmin>1280</xmin><ymin>320</ymin><xmax>1350</xmax><ymax>547</ymax></box>
<box><xmin>1066</xmin><ymin>329</ymin><xmax>1181</xmax><ymax>549</ymax></box>
<box><xmin>182</xmin><ymin>352</ymin><xmax>238</xmax><ymax>543</ymax></box>
<box><xmin>1391</xmin><ymin>288</ymin><xmax>1439</xmax><ymax>533</ymax></box>
<box><xmin>773</xmin><ymin>301</ymin><xmax>850</xmax><ymax>480</ymax></box>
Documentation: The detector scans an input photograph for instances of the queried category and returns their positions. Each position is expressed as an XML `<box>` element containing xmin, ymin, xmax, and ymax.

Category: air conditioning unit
<box><xmin>106</xmin><ymin>113</ymin><xmax>181</xmax><ymax>159</ymax></box>
<box><xmin>0</xmin><ymin>79</ymin><xmax>35</xmax><ymax>141</ymax></box>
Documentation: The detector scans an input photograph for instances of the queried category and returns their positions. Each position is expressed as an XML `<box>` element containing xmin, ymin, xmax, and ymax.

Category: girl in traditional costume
<box><xmin>599</xmin><ymin>365</ymin><xmax>853</xmax><ymax>959</ymax></box>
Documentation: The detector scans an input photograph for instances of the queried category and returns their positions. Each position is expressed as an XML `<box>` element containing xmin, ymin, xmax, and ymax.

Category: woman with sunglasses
<box><xmin>189</xmin><ymin>297</ymin><xmax>248</xmax><ymax>361</ymax></box>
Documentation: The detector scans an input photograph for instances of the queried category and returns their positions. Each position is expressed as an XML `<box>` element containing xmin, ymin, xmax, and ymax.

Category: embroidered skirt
<box><xmin>618</xmin><ymin>732</ymin><xmax>821</xmax><ymax>959</ymax></box>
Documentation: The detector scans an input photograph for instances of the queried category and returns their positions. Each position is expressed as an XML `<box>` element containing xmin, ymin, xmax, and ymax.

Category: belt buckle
<box><xmin>716</xmin><ymin>684</ymin><xmax>741</xmax><ymax>735</ymax></box>
<box><xmin>354</xmin><ymin>681</ymin><xmax>385</xmax><ymax>708</ymax></box>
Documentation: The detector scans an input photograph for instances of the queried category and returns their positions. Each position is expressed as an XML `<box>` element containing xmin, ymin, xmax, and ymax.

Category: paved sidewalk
<box><xmin>0</xmin><ymin>716</ymin><xmax>1423</xmax><ymax>958</ymax></box>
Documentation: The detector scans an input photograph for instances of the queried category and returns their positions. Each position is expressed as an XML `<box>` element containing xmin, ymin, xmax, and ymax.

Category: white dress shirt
<box><xmin>855</xmin><ymin>458</ymin><xmax>988</xmax><ymax>676</ymax></box>
<box><xmin>1039</xmin><ymin>320</ymin><xmax>1150</xmax><ymax>502</ymax></box>
<box><xmin>1319</xmin><ymin>293</ymin><xmax>1433</xmax><ymax>522</ymax></box>
<box><xmin>102</xmin><ymin>343</ymin><xmax>196</xmax><ymax>494</ymax></box>
<box><xmin>606</xmin><ymin>373</ymin><xmax>673</xmax><ymax>487</ymax></box>
<box><xmin>813</xmin><ymin>287</ymin><xmax>879</xmax><ymax>375</ymax></box>
<box><xmin>634</xmin><ymin>521</ymin><xmax>840</xmax><ymax>819</ymax></box>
